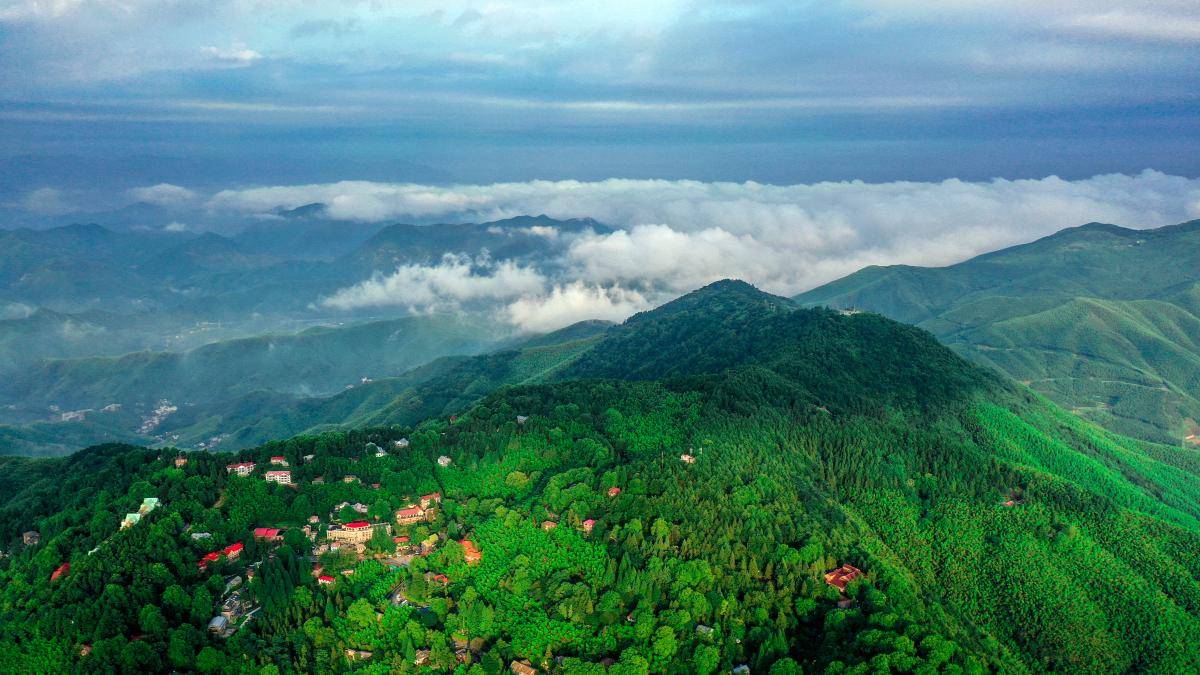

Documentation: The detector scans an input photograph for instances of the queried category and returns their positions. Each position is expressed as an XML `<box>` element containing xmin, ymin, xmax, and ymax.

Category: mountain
<box><xmin>157</xmin><ymin>319</ymin><xmax>615</xmax><ymax>450</ymax></box>
<box><xmin>0</xmin><ymin>281</ymin><xmax>1195</xmax><ymax>673</ymax></box>
<box><xmin>0</xmin><ymin>314</ymin><xmax>512</xmax><ymax>451</ymax></box>
<box><xmin>796</xmin><ymin>220</ymin><xmax>1200</xmax><ymax>444</ymax></box>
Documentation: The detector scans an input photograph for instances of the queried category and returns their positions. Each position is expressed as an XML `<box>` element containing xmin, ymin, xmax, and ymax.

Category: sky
<box><xmin>1</xmin><ymin>0</ymin><xmax>1198</xmax><ymax>198</ymax></box>
<box><xmin>3</xmin><ymin>1</ymin><xmax>1200</xmax><ymax>330</ymax></box>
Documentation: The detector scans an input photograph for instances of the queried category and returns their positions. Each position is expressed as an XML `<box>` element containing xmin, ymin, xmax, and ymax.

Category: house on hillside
<box><xmin>394</xmin><ymin>438</ymin><xmax>410</xmax><ymax>448</ymax></box>
<box><xmin>269</xmin><ymin>456</ymin><xmax>288</xmax><ymax>467</ymax></box>
<box><xmin>22</xmin><ymin>531</ymin><xmax>40</xmax><ymax>546</ymax></box>
<box><xmin>264</xmin><ymin>470</ymin><xmax>292</xmax><ymax>485</ymax></box>
<box><xmin>511</xmin><ymin>661</ymin><xmax>538</xmax><ymax>675</ymax></box>
<box><xmin>461</xmin><ymin>540</ymin><xmax>481</xmax><ymax>564</ymax></box>
<box><xmin>121</xmin><ymin>513</ymin><xmax>141</xmax><ymax>529</ymax></box>
<box><xmin>208</xmin><ymin>615</ymin><xmax>229</xmax><ymax>634</ymax></box>
<box><xmin>824</xmin><ymin>564</ymin><xmax>864</xmax><ymax>592</ymax></box>
<box><xmin>226</xmin><ymin>462</ymin><xmax>255</xmax><ymax>476</ymax></box>
<box><xmin>680</xmin><ymin>454</ymin><xmax>696</xmax><ymax>464</ymax></box>
<box><xmin>607</xmin><ymin>487</ymin><xmax>621</xmax><ymax>497</ymax></box>
<box><xmin>437</xmin><ymin>455</ymin><xmax>452</xmax><ymax>467</ymax></box>
<box><xmin>516</xmin><ymin>415</ymin><xmax>529</xmax><ymax>425</ymax></box>
<box><xmin>542</xmin><ymin>521</ymin><xmax>557</xmax><ymax>531</ymax></box>
<box><xmin>139</xmin><ymin>498</ymin><xmax>159</xmax><ymax>514</ymax></box>
<box><xmin>419</xmin><ymin>492</ymin><xmax>442</xmax><ymax>509</ymax></box>
<box><xmin>199</xmin><ymin>542</ymin><xmax>244</xmax><ymax>570</ymax></box>
<box><xmin>174</xmin><ymin>456</ymin><xmax>188</xmax><ymax>468</ymax></box>
<box><xmin>253</xmin><ymin>527</ymin><xmax>283</xmax><ymax>542</ymax></box>
<box><xmin>343</xmin><ymin>475</ymin><xmax>360</xmax><ymax>484</ymax></box>
<box><xmin>51</xmin><ymin>562</ymin><xmax>70</xmax><ymax>581</ymax></box>
<box><xmin>328</xmin><ymin>521</ymin><xmax>389</xmax><ymax>545</ymax></box>
<box><xmin>581</xmin><ymin>519</ymin><xmax>596</xmax><ymax>533</ymax></box>
<box><xmin>395</xmin><ymin>505</ymin><xmax>426</xmax><ymax>525</ymax></box>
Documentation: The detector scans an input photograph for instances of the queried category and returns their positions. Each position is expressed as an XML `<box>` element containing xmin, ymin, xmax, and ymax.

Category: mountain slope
<box><xmin>0</xmin><ymin>281</ymin><xmax>1196</xmax><ymax>673</ymax></box>
<box><xmin>796</xmin><ymin>219</ymin><xmax>1200</xmax><ymax>443</ymax></box>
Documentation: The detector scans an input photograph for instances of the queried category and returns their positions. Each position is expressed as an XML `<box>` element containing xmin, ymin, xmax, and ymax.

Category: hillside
<box><xmin>0</xmin><ymin>281</ymin><xmax>1196</xmax><ymax>673</ymax></box>
<box><xmin>796</xmin><ymin>219</ymin><xmax>1200</xmax><ymax>444</ymax></box>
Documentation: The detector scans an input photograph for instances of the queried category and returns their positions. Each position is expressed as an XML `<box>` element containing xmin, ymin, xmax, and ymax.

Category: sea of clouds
<box><xmin>205</xmin><ymin>170</ymin><xmax>1200</xmax><ymax>331</ymax></box>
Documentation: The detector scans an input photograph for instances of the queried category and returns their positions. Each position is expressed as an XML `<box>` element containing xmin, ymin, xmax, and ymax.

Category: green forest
<box><xmin>1</xmin><ymin>281</ymin><xmax>1197</xmax><ymax>674</ymax></box>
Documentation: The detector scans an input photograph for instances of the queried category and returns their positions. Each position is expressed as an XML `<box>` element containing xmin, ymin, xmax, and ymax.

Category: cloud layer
<box><xmin>234</xmin><ymin>170</ymin><xmax>1200</xmax><ymax>332</ymax></box>
<box><xmin>217</xmin><ymin>171</ymin><xmax>1200</xmax><ymax>297</ymax></box>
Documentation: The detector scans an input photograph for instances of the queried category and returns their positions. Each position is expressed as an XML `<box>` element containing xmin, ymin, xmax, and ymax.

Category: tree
<box><xmin>694</xmin><ymin>644</ymin><xmax>721</xmax><ymax>675</ymax></box>
<box><xmin>770</xmin><ymin>657</ymin><xmax>803</xmax><ymax>675</ymax></box>
<box><xmin>196</xmin><ymin>646</ymin><xmax>225</xmax><ymax>673</ymax></box>
<box><xmin>138</xmin><ymin>604</ymin><xmax>168</xmax><ymax>638</ymax></box>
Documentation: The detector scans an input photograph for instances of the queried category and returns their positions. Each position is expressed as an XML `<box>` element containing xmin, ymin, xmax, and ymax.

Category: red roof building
<box><xmin>419</xmin><ymin>492</ymin><xmax>442</xmax><ymax>509</ymax></box>
<box><xmin>199</xmin><ymin>541</ymin><xmax>244</xmax><ymax>569</ymax></box>
<box><xmin>607</xmin><ymin>487</ymin><xmax>621</xmax><ymax>497</ymax></box>
<box><xmin>226</xmin><ymin>462</ymin><xmax>256</xmax><ymax>476</ymax></box>
<box><xmin>269</xmin><ymin>456</ymin><xmax>287</xmax><ymax>465</ymax></box>
<box><xmin>253</xmin><ymin>527</ymin><xmax>283</xmax><ymax>541</ymax></box>
<box><xmin>824</xmin><ymin>564</ymin><xmax>864</xmax><ymax>592</ymax></box>
<box><xmin>431</xmin><ymin>573</ymin><xmax>450</xmax><ymax>585</ymax></box>
<box><xmin>581</xmin><ymin>519</ymin><xmax>596</xmax><ymax>533</ymax></box>
<box><xmin>51</xmin><ymin>562</ymin><xmax>70</xmax><ymax>581</ymax></box>
<box><xmin>542</xmin><ymin>520</ymin><xmax>557</xmax><ymax>531</ymax></box>
<box><xmin>395</xmin><ymin>506</ymin><xmax>425</xmax><ymax>524</ymax></box>
<box><xmin>317</xmin><ymin>575</ymin><xmax>334</xmax><ymax>585</ymax></box>
<box><xmin>345</xmin><ymin>521</ymin><xmax>370</xmax><ymax>529</ymax></box>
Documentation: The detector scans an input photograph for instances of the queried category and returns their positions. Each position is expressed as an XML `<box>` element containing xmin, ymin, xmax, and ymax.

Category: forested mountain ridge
<box><xmin>795</xmin><ymin>219</ymin><xmax>1200</xmax><ymax>444</ymax></box>
<box><xmin>0</xmin><ymin>281</ymin><xmax>1197</xmax><ymax>673</ymax></box>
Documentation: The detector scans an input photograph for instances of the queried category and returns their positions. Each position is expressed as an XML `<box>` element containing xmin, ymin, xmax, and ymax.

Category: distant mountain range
<box><xmin>797</xmin><ymin>219</ymin><xmax>1200</xmax><ymax>444</ymax></box>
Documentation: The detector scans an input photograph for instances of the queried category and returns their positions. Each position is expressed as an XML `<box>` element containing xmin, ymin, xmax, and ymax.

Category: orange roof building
<box><xmin>824</xmin><ymin>564</ymin><xmax>863</xmax><ymax>592</ymax></box>
<box><xmin>461</xmin><ymin>540</ymin><xmax>481</xmax><ymax>564</ymax></box>
<box><xmin>51</xmin><ymin>562</ymin><xmax>70</xmax><ymax>581</ymax></box>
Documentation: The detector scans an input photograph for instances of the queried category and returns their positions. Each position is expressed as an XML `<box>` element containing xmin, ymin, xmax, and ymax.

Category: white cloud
<box><xmin>209</xmin><ymin>171</ymin><xmax>1200</xmax><ymax>296</ymax></box>
<box><xmin>129</xmin><ymin>182</ymin><xmax>197</xmax><ymax>206</ymax></box>
<box><xmin>852</xmin><ymin>1</ymin><xmax>1200</xmax><ymax>42</ymax></box>
<box><xmin>200</xmin><ymin>43</ymin><xmax>262</xmax><ymax>65</ymax></box>
<box><xmin>504</xmin><ymin>282</ymin><xmax>651</xmax><ymax>333</ymax></box>
<box><xmin>320</xmin><ymin>254</ymin><xmax>547</xmax><ymax>311</ymax></box>
<box><xmin>163</xmin><ymin>221</ymin><xmax>189</xmax><ymax>232</ymax></box>
<box><xmin>13</xmin><ymin>186</ymin><xmax>71</xmax><ymax>214</ymax></box>
<box><xmin>0</xmin><ymin>302</ymin><xmax>34</xmax><ymax>320</ymax></box>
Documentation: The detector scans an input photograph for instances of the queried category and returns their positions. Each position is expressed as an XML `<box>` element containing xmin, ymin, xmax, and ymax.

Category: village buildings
<box><xmin>264</xmin><ymin>470</ymin><xmax>292</xmax><ymax>485</ymax></box>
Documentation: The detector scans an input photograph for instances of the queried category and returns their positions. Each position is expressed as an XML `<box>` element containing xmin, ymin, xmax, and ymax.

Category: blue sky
<box><xmin>1</xmin><ymin>0</ymin><xmax>1198</xmax><ymax>196</ymax></box>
